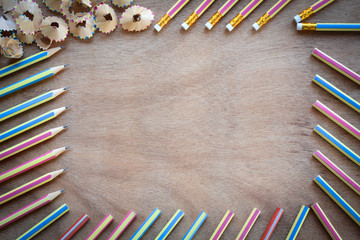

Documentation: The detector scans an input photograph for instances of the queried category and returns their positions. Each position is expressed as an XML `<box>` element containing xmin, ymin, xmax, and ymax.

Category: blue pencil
<box><xmin>130</xmin><ymin>208</ymin><xmax>161</xmax><ymax>240</ymax></box>
<box><xmin>286</xmin><ymin>205</ymin><xmax>309</xmax><ymax>240</ymax></box>
<box><xmin>182</xmin><ymin>211</ymin><xmax>208</xmax><ymax>240</ymax></box>
<box><xmin>155</xmin><ymin>210</ymin><xmax>184</xmax><ymax>240</ymax></box>
<box><xmin>298</xmin><ymin>23</ymin><xmax>360</xmax><ymax>31</ymax></box>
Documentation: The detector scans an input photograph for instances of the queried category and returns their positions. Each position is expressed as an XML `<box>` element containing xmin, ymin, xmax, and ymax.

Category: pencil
<box><xmin>182</xmin><ymin>0</ymin><xmax>216</xmax><ymax>30</ymax></box>
<box><xmin>235</xmin><ymin>208</ymin><xmax>261</xmax><ymax>240</ymax></box>
<box><xmin>182</xmin><ymin>211</ymin><xmax>207</xmax><ymax>240</ymax></box>
<box><xmin>0</xmin><ymin>106</ymin><xmax>70</xmax><ymax>142</ymax></box>
<box><xmin>130</xmin><ymin>208</ymin><xmax>161</xmax><ymax>240</ymax></box>
<box><xmin>314</xmin><ymin>175</ymin><xmax>360</xmax><ymax>226</ymax></box>
<box><xmin>59</xmin><ymin>213</ymin><xmax>90</xmax><ymax>240</ymax></box>
<box><xmin>0</xmin><ymin>146</ymin><xmax>69</xmax><ymax>183</ymax></box>
<box><xmin>209</xmin><ymin>210</ymin><xmax>234</xmax><ymax>240</ymax></box>
<box><xmin>107</xmin><ymin>211</ymin><xmax>136</xmax><ymax>240</ymax></box>
<box><xmin>0</xmin><ymin>168</ymin><xmax>67</xmax><ymax>205</ymax></box>
<box><xmin>298</xmin><ymin>23</ymin><xmax>360</xmax><ymax>32</ymax></box>
<box><xmin>311</xmin><ymin>203</ymin><xmax>342</xmax><ymax>240</ymax></box>
<box><xmin>155</xmin><ymin>209</ymin><xmax>184</xmax><ymax>240</ymax></box>
<box><xmin>314</xmin><ymin>150</ymin><xmax>360</xmax><ymax>196</ymax></box>
<box><xmin>0</xmin><ymin>189</ymin><xmax>64</xmax><ymax>229</ymax></box>
<box><xmin>0</xmin><ymin>64</ymin><xmax>68</xmax><ymax>98</ymax></box>
<box><xmin>294</xmin><ymin>0</ymin><xmax>334</xmax><ymax>23</ymax></box>
<box><xmin>0</xmin><ymin>87</ymin><xmax>69</xmax><ymax>122</ymax></box>
<box><xmin>0</xmin><ymin>125</ymin><xmax>68</xmax><ymax>162</ymax></box>
<box><xmin>85</xmin><ymin>214</ymin><xmax>114</xmax><ymax>240</ymax></box>
<box><xmin>314</xmin><ymin>125</ymin><xmax>360</xmax><ymax>166</ymax></box>
<box><xmin>17</xmin><ymin>203</ymin><xmax>69</xmax><ymax>240</ymax></box>
<box><xmin>0</xmin><ymin>47</ymin><xmax>63</xmax><ymax>79</ymax></box>
<box><xmin>227</xmin><ymin>0</ymin><xmax>264</xmax><ymax>31</ymax></box>
<box><xmin>260</xmin><ymin>207</ymin><xmax>284</xmax><ymax>240</ymax></box>
<box><xmin>285</xmin><ymin>205</ymin><xmax>309</xmax><ymax>240</ymax></box>
<box><xmin>154</xmin><ymin>0</ymin><xmax>190</xmax><ymax>32</ymax></box>
<box><xmin>205</xmin><ymin>0</ymin><xmax>240</xmax><ymax>30</ymax></box>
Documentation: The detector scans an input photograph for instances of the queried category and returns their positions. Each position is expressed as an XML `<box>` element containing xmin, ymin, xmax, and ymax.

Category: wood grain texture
<box><xmin>0</xmin><ymin>0</ymin><xmax>359</xmax><ymax>239</ymax></box>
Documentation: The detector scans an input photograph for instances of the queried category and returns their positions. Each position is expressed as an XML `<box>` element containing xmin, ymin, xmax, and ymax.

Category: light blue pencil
<box><xmin>155</xmin><ymin>210</ymin><xmax>184</xmax><ymax>240</ymax></box>
<box><xmin>130</xmin><ymin>208</ymin><xmax>161</xmax><ymax>240</ymax></box>
<box><xmin>182</xmin><ymin>211</ymin><xmax>208</xmax><ymax>240</ymax></box>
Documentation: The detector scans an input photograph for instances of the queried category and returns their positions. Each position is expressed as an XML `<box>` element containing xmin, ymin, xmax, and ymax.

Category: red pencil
<box><xmin>260</xmin><ymin>207</ymin><xmax>284</xmax><ymax>240</ymax></box>
<box><xmin>59</xmin><ymin>213</ymin><xmax>90</xmax><ymax>240</ymax></box>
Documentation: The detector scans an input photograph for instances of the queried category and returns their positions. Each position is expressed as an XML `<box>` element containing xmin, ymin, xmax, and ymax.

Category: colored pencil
<box><xmin>0</xmin><ymin>146</ymin><xmax>69</xmax><ymax>183</ymax></box>
<box><xmin>294</xmin><ymin>0</ymin><xmax>334</xmax><ymax>23</ymax></box>
<box><xmin>0</xmin><ymin>168</ymin><xmax>66</xmax><ymax>205</ymax></box>
<box><xmin>209</xmin><ymin>210</ymin><xmax>234</xmax><ymax>240</ymax></box>
<box><xmin>227</xmin><ymin>0</ymin><xmax>264</xmax><ymax>31</ymax></box>
<box><xmin>260</xmin><ymin>207</ymin><xmax>284</xmax><ymax>240</ymax></box>
<box><xmin>298</xmin><ymin>23</ymin><xmax>360</xmax><ymax>32</ymax></box>
<box><xmin>314</xmin><ymin>150</ymin><xmax>360</xmax><ymax>195</ymax></box>
<box><xmin>155</xmin><ymin>209</ymin><xmax>184</xmax><ymax>240</ymax></box>
<box><xmin>85</xmin><ymin>214</ymin><xmax>114</xmax><ymax>240</ymax></box>
<box><xmin>0</xmin><ymin>65</ymin><xmax>68</xmax><ymax>98</ymax></box>
<box><xmin>235</xmin><ymin>208</ymin><xmax>261</xmax><ymax>240</ymax></box>
<box><xmin>313</xmin><ymin>100</ymin><xmax>360</xmax><ymax>141</ymax></box>
<box><xmin>0</xmin><ymin>87</ymin><xmax>69</xmax><ymax>122</ymax></box>
<box><xmin>311</xmin><ymin>203</ymin><xmax>342</xmax><ymax>240</ymax></box>
<box><xmin>314</xmin><ymin>125</ymin><xmax>360</xmax><ymax>166</ymax></box>
<box><xmin>17</xmin><ymin>204</ymin><xmax>69</xmax><ymax>240</ymax></box>
<box><xmin>285</xmin><ymin>205</ymin><xmax>309</xmax><ymax>240</ymax></box>
<box><xmin>0</xmin><ymin>106</ymin><xmax>70</xmax><ymax>143</ymax></box>
<box><xmin>0</xmin><ymin>189</ymin><xmax>64</xmax><ymax>229</ymax></box>
<box><xmin>252</xmin><ymin>0</ymin><xmax>292</xmax><ymax>30</ymax></box>
<box><xmin>314</xmin><ymin>175</ymin><xmax>360</xmax><ymax>226</ymax></box>
<box><xmin>107</xmin><ymin>211</ymin><xmax>136</xmax><ymax>240</ymax></box>
<box><xmin>313</xmin><ymin>75</ymin><xmax>360</xmax><ymax>113</ymax></box>
<box><xmin>0</xmin><ymin>125</ymin><xmax>68</xmax><ymax>162</ymax></box>
<box><xmin>59</xmin><ymin>213</ymin><xmax>90</xmax><ymax>240</ymax></box>
<box><xmin>130</xmin><ymin>208</ymin><xmax>161</xmax><ymax>240</ymax></box>
<box><xmin>205</xmin><ymin>0</ymin><xmax>240</xmax><ymax>30</ymax></box>
<box><xmin>182</xmin><ymin>211</ymin><xmax>207</xmax><ymax>240</ymax></box>
<box><xmin>312</xmin><ymin>48</ymin><xmax>360</xmax><ymax>85</ymax></box>
<box><xmin>0</xmin><ymin>47</ymin><xmax>63</xmax><ymax>78</ymax></box>
<box><xmin>154</xmin><ymin>0</ymin><xmax>190</xmax><ymax>32</ymax></box>
<box><xmin>182</xmin><ymin>0</ymin><xmax>216</xmax><ymax>30</ymax></box>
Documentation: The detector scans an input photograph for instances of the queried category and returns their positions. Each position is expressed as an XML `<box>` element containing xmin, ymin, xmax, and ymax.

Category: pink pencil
<box><xmin>311</xmin><ymin>203</ymin><xmax>342</xmax><ymax>240</ymax></box>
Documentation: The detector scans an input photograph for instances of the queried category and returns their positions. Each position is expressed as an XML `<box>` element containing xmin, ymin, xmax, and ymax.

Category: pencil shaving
<box><xmin>43</xmin><ymin>0</ymin><xmax>62</xmax><ymax>13</ymax></box>
<box><xmin>120</xmin><ymin>5</ymin><xmax>154</xmax><ymax>32</ymax></box>
<box><xmin>112</xmin><ymin>0</ymin><xmax>133</xmax><ymax>8</ymax></box>
<box><xmin>69</xmin><ymin>14</ymin><xmax>96</xmax><ymax>39</ymax></box>
<box><xmin>94</xmin><ymin>3</ymin><xmax>117</xmax><ymax>34</ymax></box>
<box><xmin>0</xmin><ymin>14</ymin><xmax>16</xmax><ymax>32</ymax></box>
<box><xmin>78</xmin><ymin>0</ymin><xmax>92</xmax><ymax>8</ymax></box>
<box><xmin>13</xmin><ymin>0</ymin><xmax>43</xmax><ymax>35</ymax></box>
<box><xmin>35</xmin><ymin>33</ymin><xmax>52</xmax><ymax>50</ymax></box>
<box><xmin>17</xmin><ymin>31</ymin><xmax>35</xmax><ymax>44</ymax></box>
<box><xmin>0</xmin><ymin>0</ymin><xmax>17</xmax><ymax>12</ymax></box>
<box><xmin>39</xmin><ymin>16</ymin><xmax>69</xmax><ymax>42</ymax></box>
<box><xmin>0</xmin><ymin>37</ymin><xmax>23</xmax><ymax>58</ymax></box>
<box><xmin>60</xmin><ymin>0</ymin><xmax>91</xmax><ymax>23</ymax></box>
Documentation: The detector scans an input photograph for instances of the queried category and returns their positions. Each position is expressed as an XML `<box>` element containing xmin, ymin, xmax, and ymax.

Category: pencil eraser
<box><xmin>226</xmin><ymin>23</ymin><xmax>233</xmax><ymax>32</ymax></box>
<box><xmin>294</xmin><ymin>15</ymin><xmax>301</xmax><ymax>23</ymax></box>
<box><xmin>205</xmin><ymin>22</ymin><xmax>213</xmax><ymax>30</ymax></box>
<box><xmin>296</xmin><ymin>23</ymin><xmax>303</xmax><ymax>30</ymax></box>
<box><xmin>252</xmin><ymin>22</ymin><xmax>260</xmax><ymax>31</ymax></box>
<box><xmin>181</xmin><ymin>22</ymin><xmax>189</xmax><ymax>30</ymax></box>
<box><xmin>154</xmin><ymin>24</ymin><xmax>162</xmax><ymax>32</ymax></box>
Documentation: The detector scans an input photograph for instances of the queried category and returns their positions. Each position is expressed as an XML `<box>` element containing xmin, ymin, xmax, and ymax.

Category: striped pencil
<box><xmin>209</xmin><ymin>210</ymin><xmax>234</xmax><ymax>240</ymax></box>
<box><xmin>155</xmin><ymin>209</ymin><xmax>184</xmax><ymax>240</ymax></box>
<box><xmin>0</xmin><ymin>106</ymin><xmax>70</xmax><ymax>143</ymax></box>
<box><xmin>227</xmin><ymin>0</ymin><xmax>264</xmax><ymax>31</ymax></box>
<box><xmin>252</xmin><ymin>0</ymin><xmax>292</xmax><ymax>30</ymax></box>
<box><xmin>0</xmin><ymin>168</ymin><xmax>66</xmax><ymax>205</ymax></box>
<box><xmin>0</xmin><ymin>65</ymin><xmax>68</xmax><ymax>98</ymax></box>
<box><xmin>311</xmin><ymin>203</ymin><xmax>342</xmax><ymax>240</ymax></box>
<box><xmin>0</xmin><ymin>146</ymin><xmax>69</xmax><ymax>183</ymax></box>
<box><xmin>154</xmin><ymin>0</ymin><xmax>190</xmax><ymax>32</ymax></box>
<box><xmin>314</xmin><ymin>125</ymin><xmax>360</xmax><ymax>166</ymax></box>
<box><xmin>313</xmin><ymin>48</ymin><xmax>360</xmax><ymax>85</ymax></box>
<box><xmin>0</xmin><ymin>47</ymin><xmax>63</xmax><ymax>78</ymax></box>
<box><xmin>205</xmin><ymin>0</ymin><xmax>240</xmax><ymax>30</ymax></box>
<box><xmin>130</xmin><ymin>208</ymin><xmax>161</xmax><ymax>240</ymax></box>
<box><xmin>0</xmin><ymin>87</ymin><xmax>69</xmax><ymax>122</ymax></box>
<box><xmin>260</xmin><ymin>207</ymin><xmax>284</xmax><ymax>240</ymax></box>
<box><xmin>107</xmin><ymin>211</ymin><xmax>136</xmax><ymax>240</ymax></box>
<box><xmin>314</xmin><ymin>175</ymin><xmax>360</xmax><ymax>226</ymax></box>
<box><xmin>182</xmin><ymin>211</ymin><xmax>207</xmax><ymax>240</ymax></box>
<box><xmin>59</xmin><ymin>213</ymin><xmax>90</xmax><ymax>240</ymax></box>
<box><xmin>313</xmin><ymin>100</ymin><xmax>360</xmax><ymax>141</ymax></box>
<box><xmin>294</xmin><ymin>0</ymin><xmax>334</xmax><ymax>23</ymax></box>
<box><xmin>85</xmin><ymin>214</ymin><xmax>114</xmax><ymax>240</ymax></box>
<box><xmin>0</xmin><ymin>125</ymin><xmax>68</xmax><ymax>162</ymax></box>
<box><xmin>182</xmin><ymin>0</ymin><xmax>216</xmax><ymax>30</ymax></box>
<box><xmin>0</xmin><ymin>189</ymin><xmax>64</xmax><ymax>229</ymax></box>
<box><xmin>314</xmin><ymin>150</ymin><xmax>360</xmax><ymax>195</ymax></box>
<box><xmin>298</xmin><ymin>23</ymin><xmax>360</xmax><ymax>32</ymax></box>
<box><xmin>17</xmin><ymin>204</ymin><xmax>69</xmax><ymax>240</ymax></box>
<box><xmin>286</xmin><ymin>205</ymin><xmax>309</xmax><ymax>240</ymax></box>
<box><xmin>235</xmin><ymin>208</ymin><xmax>261</xmax><ymax>240</ymax></box>
<box><xmin>313</xmin><ymin>75</ymin><xmax>360</xmax><ymax>113</ymax></box>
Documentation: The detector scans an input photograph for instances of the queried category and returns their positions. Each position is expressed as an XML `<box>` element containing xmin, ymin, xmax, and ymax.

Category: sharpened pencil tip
<box><xmin>63</xmin><ymin>167</ymin><xmax>68</xmax><ymax>171</ymax></box>
<box><xmin>65</xmin><ymin>105</ymin><xmax>71</xmax><ymax>109</ymax></box>
<box><xmin>65</xmin><ymin>145</ymin><xmax>71</xmax><ymax>149</ymax></box>
<box><xmin>64</xmin><ymin>64</ymin><xmax>69</xmax><ymax>68</ymax></box>
<box><xmin>60</xmin><ymin>189</ymin><xmax>66</xmax><ymax>193</ymax></box>
<box><xmin>63</xmin><ymin>86</ymin><xmax>70</xmax><ymax>90</ymax></box>
<box><xmin>63</xmin><ymin>124</ymin><xmax>70</xmax><ymax>128</ymax></box>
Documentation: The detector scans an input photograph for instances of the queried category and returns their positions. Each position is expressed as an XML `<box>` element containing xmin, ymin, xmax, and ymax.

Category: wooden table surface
<box><xmin>1</xmin><ymin>0</ymin><xmax>359</xmax><ymax>239</ymax></box>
